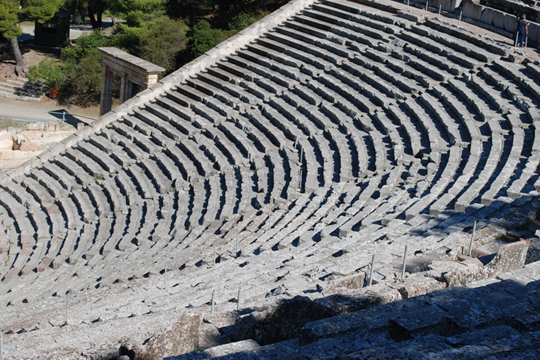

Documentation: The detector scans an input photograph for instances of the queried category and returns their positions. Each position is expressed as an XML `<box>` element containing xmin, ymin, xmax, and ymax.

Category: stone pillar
<box><xmin>119</xmin><ymin>73</ymin><xmax>128</xmax><ymax>104</ymax></box>
<box><xmin>99</xmin><ymin>66</ymin><xmax>114</xmax><ymax>116</ymax></box>
<box><xmin>98</xmin><ymin>47</ymin><xmax>165</xmax><ymax>114</ymax></box>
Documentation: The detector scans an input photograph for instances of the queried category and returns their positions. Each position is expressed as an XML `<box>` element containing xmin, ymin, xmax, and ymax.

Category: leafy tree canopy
<box><xmin>24</xmin><ymin>0</ymin><xmax>65</xmax><ymax>22</ymax></box>
<box><xmin>0</xmin><ymin>0</ymin><xmax>22</xmax><ymax>39</ymax></box>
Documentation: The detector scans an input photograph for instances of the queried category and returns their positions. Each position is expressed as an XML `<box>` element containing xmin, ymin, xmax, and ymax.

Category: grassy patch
<box><xmin>0</xmin><ymin>118</ymin><xmax>27</xmax><ymax>131</ymax></box>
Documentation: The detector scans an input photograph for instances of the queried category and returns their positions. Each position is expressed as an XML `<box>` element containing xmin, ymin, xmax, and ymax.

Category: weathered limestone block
<box><xmin>322</xmin><ymin>271</ymin><xmax>366</xmax><ymax>292</ymax></box>
<box><xmin>435</xmin><ymin>240</ymin><xmax>530</xmax><ymax>287</ymax></box>
<box><xmin>132</xmin><ymin>313</ymin><xmax>200</xmax><ymax>359</ymax></box>
<box><xmin>236</xmin><ymin>296</ymin><xmax>331</xmax><ymax>345</ymax></box>
<box><xmin>0</xmin><ymin>151</ymin><xmax>13</xmax><ymax>160</ymax></box>
<box><xmin>18</xmin><ymin>141</ymin><xmax>39</xmax><ymax>152</ymax></box>
<box><xmin>393</xmin><ymin>275</ymin><xmax>447</xmax><ymax>299</ymax></box>
<box><xmin>45</xmin><ymin>122</ymin><xmax>59</xmax><ymax>132</ymax></box>
<box><xmin>0</xmin><ymin>132</ymin><xmax>13</xmax><ymax>151</ymax></box>
<box><xmin>487</xmin><ymin>239</ymin><xmax>529</xmax><ymax>275</ymax></box>
<box><xmin>203</xmin><ymin>339</ymin><xmax>260</xmax><ymax>357</ymax></box>
<box><xmin>526</xmin><ymin>239</ymin><xmax>540</xmax><ymax>264</ymax></box>
<box><xmin>26</xmin><ymin>122</ymin><xmax>45</xmax><ymax>130</ymax></box>
<box><xmin>317</xmin><ymin>284</ymin><xmax>403</xmax><ymax>316</ymax></box>
<box><xmin>463</xmin><ymin>1</ymin><xmax>484</xmax><ymax>22</ymax></box>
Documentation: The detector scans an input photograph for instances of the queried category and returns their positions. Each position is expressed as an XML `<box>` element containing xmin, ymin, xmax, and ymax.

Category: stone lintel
<box><xmin>98</xmin><ymin>47</ymin><xmax>165</xmax><ymax>74</ymax></box>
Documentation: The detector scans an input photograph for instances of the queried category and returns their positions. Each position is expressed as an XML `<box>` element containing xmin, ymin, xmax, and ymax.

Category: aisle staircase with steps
<box><xmin>0</xmin><ymin>78</ymin><xmax>46</xmax><ymax>102</ymax></box>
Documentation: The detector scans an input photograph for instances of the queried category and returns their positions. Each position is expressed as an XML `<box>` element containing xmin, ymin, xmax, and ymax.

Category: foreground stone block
<box><xmin>132</xmin><ymin>313</ymin><xmax>200</xmax><ymax>359</ymax></box>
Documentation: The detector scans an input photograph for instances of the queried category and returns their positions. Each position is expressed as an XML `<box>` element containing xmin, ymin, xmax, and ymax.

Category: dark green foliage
<box><xmin>228</xmin><ymin>10</ymin><xmax>266</xmax><ymax>31</ymax></box>
<box><xmin>0</xmin><ymin>0</ymin><xmax>22</xmax><ymax>39</ymax></box>
<box><xmin>27</xmin><ymin>57</ymin><xmax>73</xmax><ymax>88</ymax></box>
<box><xmin>188</xmin><ymin>20</ymin><xmax>223</xmax><ymax>60</ymax></box>
<box><xmin>70</xmin><ymin>48</ymin><xmax>104</xmax><ymax>94</ymax></box>
<box><xmin>139</xmin><ymin>19</ymin><xmax>187</xmax><ymax>74</ymax></box>
<box><xmin>24</xmin><ymin>0</ymin><xmax>65</xmax><ymax>23</ymax></box>
<box><xmin>61</xmin><ymin>30</ymin><xmax>110</xmax><ymax>63</ymax></box>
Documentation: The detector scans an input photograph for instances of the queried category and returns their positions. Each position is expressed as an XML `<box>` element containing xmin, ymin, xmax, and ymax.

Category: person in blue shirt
<box><xmin>516</xmin><ymin>14</ymin><xmax>530</xmax><ymax>47</ymax></box>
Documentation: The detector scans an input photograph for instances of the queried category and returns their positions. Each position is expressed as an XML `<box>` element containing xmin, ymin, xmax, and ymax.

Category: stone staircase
<box><xmin>0</xmin><ymin>77</ymin><xmax>47</xmax><ymax>102</ymax></box>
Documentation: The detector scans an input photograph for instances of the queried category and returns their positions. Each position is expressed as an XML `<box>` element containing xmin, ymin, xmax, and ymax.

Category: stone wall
<box><xmin>0</xmin><ymin>122</ymin><xmax>74</xmax><ymax>170</ymax></box>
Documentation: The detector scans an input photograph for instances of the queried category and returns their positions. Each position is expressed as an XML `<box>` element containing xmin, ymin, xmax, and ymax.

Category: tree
<box><xmin>139</xmin><ymin>19</ymin><xmax>187</xmax><ymax>74</ymax></box>
<box><xmin>188</xmin><ymin>20</ymin><xmax>221</xmax><ymax>60</ymax></box>
<box><xmin>0</xmin><ymin>0</ymin><xmax>64</xmax><ymax>76</ymax></box>
<box><xmin>87</xmin><ymin>0</ymin><xmax>107</xmax><ymax>29</ymax></box>
<box><xmin>0</xmin><ymin>0</ymin><xmax>25</xmax><ymax>75</ymax></box>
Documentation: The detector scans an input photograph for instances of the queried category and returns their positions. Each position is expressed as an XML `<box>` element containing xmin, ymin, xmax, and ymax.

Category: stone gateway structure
<box><xmin>98</xmin><ymin>47</ymin><xmax>165</xmax><ymax>115</ymax></box>
<box><xmin>2</xmin><ymin>0</ymin><xmax>540</xmax><ymax>358</ymax></box>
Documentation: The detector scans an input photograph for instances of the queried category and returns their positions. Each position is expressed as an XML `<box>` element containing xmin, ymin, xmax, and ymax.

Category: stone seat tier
<box><xmin>362</xmin><ymin>47</ymin><xmax>435</xmax><ymax>89</ymax></box>
<box><xmin>455</xmin><ymin>123</ymin><xmax>504</xmax><ymax>212</ymax></box>
<box><xmin>53</xmin><ymin>155</ymin><xmax>95</xmax><ymax>187</ymax></box>
<box><xmin>409</xmin><ymin>24</ymin><xmax>499</xmax><ymax>64</ymax></box>
<box><xmin>404</xmin><ymin>145</ymin><xmax>461</xmax><ymax>221</ymax></box>
<box><xmin>398</xmin><ymin>30</ymin><xmax>480</xmax><ymax>70</ymax></box>
<box><xmin>87</xmin><ymin>134</ymin><xmax>135</xmax><ymax>168</ymax></box>
<box><xmin>429</xmin><ymin>140</ymin><xmax>482</xmax><ymax>216</ymax></box>
<box><xmin>28</xmin><ymin>168</ymin><xmax>68</xmax><ymax>199</ymax></box>
<box><xmin>308</xmin><ymin>3</ymin><xmax>401</xmax><ymax>38</ymax></box>
<box><xmin>480</xmin><ymin>123</ymin><xmax>524</xmax><ymax>206</ymax></box>
<box><xmin>401</xmin><ymin>98</ymin><xmax>446</xmax><ymax>155</ymax></box>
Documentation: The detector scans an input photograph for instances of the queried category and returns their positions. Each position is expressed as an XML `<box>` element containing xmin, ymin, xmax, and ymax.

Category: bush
<box><xmin>61</xmin><ymin>30</ymin><xmax>109</xmax><ymax>63</ymax></box>
<box><xmin>228</xmin><ymin>10</ymin><xmax>268</xmax><ymax>32</ymax></box>
<box><xmin>188</xmin><ymin>20</ymin><xmax>224</xmax><ymax>60</ymax></box>
<box><xmin>70</xmin><ymin>48</ymin><xmax>104</xmax><ymax>94</ymax></box>
<box><xmin>139</xmin><ymin>19</ymin><xmax>188</xmax><ymax>74</ymax></box>
<box><xmin>27</xmin><ymin>57</ymin><xmax>72</xmax><ymax>89</ymax></box>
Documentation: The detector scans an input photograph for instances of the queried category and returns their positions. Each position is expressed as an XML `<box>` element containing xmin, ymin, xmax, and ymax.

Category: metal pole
<box><xmin>368</xmin><ymin>254</ymin><xmax>375</xmax><ymax>286</ymax></box>
<box><xmin>525</xmin><ymin>35</ymin><xmax>528</xmax><ymax>48</ymax></box>
<box><xmin>459</xmin><ymin>11</ymin><xmax>462</xmax><ymax>27</ymax></box>
<box><xmin>210</xmin><ymin>290</ymin><xmax>215</xmax><ymax>315</ymax></box>
<box><xmin>401</xmin><ymin>245</ymin><xmax>408</xmax><ymax>279</ymax></box>
<box><xmin>515</xmin><ymin>32</ymin><xmax>519</xmax><ymax>47</ymax></box>
<box><xmin>62</xmin><ymin>111</ymin><xmax>65</xmax><ymax>122</ymax></box>
<box><xmin>438</xmin><ymin>4</ymin><xmax>441</xmax><ymax>18</ymax></box>
<box><xmin>65</xmin><ymin>292</ymin><xmax>69</xmax><ymax>325</ymax></box>
<box><xmin>425</xmin><ymin>1</ymin><xmax>428</xmax><ymax>15</ymax></box>
<box><xmin>468</xmin><ymin>221</ymin><xmax>477</xmax><ymax>256</ymax></box>
<box><xmin>407</xmin><ymin>0</ymin><xmax>409</xmax><ymax>7</ymax></box>
<box><xmin>237</xmin><ymin>289</ymin><xmax>241</xmax><ymax>311</ymax></box>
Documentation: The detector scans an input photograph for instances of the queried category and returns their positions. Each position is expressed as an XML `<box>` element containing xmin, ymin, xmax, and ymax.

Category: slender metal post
<box><xmin>468</xmin><ymin>221</ymin><xmax>477</xmax><ymax>256</ymax></box>
<box><xmin>237</xmin><ymin>289</ymin><xmax>241</xmax><ymax>311</ymax></box>
<box><xmin>213</xmin><ymin>243</ymin><xmax>216</xmax><ymax>264</ymax></box>
<box><xmin>368</xmin><ymin>254</ymin><xmax>375</xmax><ymax>286</ymax></box>
<box><xmin>459</xmin><ymin>11</ymin><xmax>462</xmax><ymax>27</ymax></box>
<box><xmin>65</xmin><ymin>292</ymin><xmax>69</xmax><ymax>325</ymax></box>
<box><xmin>407</xmin><ymin>0</ymin><xmax>409</xmax><ymax>7</ymax></box>
<box><xmin>438</xmin><ymin>4</ymin><xmax>441</xmax><ymax>18</ymax></box>
<box><xmin>401</xmin><ymin>245</ymin><xmax>408</xmax><ymax>279</ymax></box>
<box><xmin>62</xmin><ymin>111</ymin><xmax>65</xmax><ymax>122</ymax></box>
<box><xmin>525</xmin><ymin>35</ymin><xmax>528</xmax><ymax>48</ymax></box>
<box><xmin>210</xmin><ymin>290</ymin><xmax>215</xmax><ymax>315</ymax></box>
<box><xmin>425</xmin><ymin>1</ymin><xmax>428</xmax><ymax>15</ymax></box>
<box><xmin>515</xmin><ymin>32</ymin><xmax>519</xmax><ymax>47</ymax></box>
